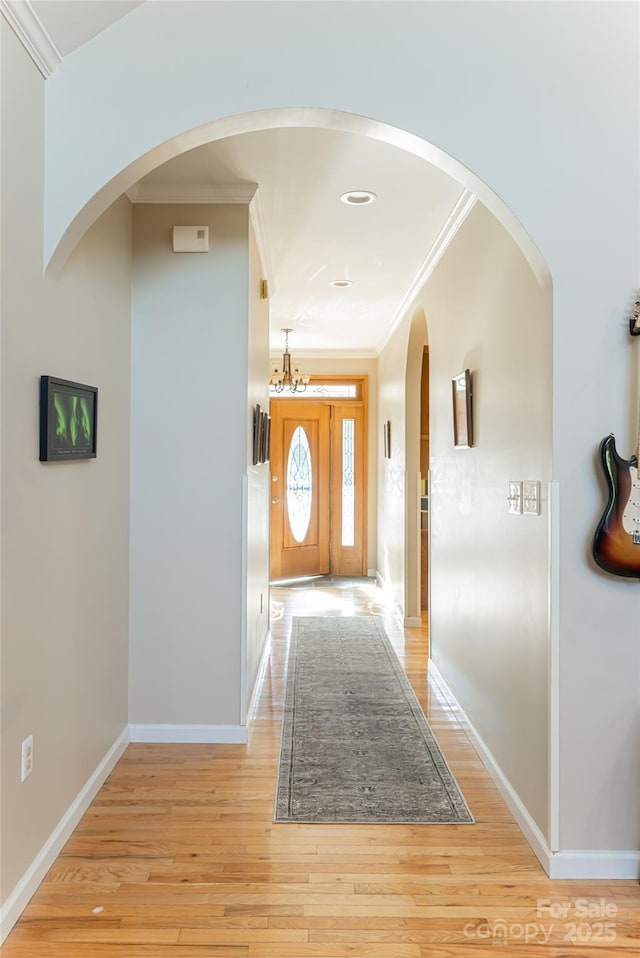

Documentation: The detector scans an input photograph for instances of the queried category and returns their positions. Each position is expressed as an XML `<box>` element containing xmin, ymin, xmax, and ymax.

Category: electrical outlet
<box><xmin>21</xmin><ymin>735</ymin><xmax>33</xmax><ymax>782</ymax></box>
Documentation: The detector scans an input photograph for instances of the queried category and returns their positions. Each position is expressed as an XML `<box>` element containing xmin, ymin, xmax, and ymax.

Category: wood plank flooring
<box><xmin>3</xmin><ymin>576</ymin><xmax>638</xmax><ymax>956</ymax></box>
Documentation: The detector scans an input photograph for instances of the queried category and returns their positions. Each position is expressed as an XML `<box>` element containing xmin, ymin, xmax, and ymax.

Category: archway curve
<box><xmin>404</xmin><ymin>307</ymin><xmax>429</xmax><ymax>624</ymax></box>
<box><xmin>47</xmin><ymin>107</ymin><xmax>551</xmax><ymax>289</ymax></box>
<box><xmin>49</xmin><ymin>104</ymin><xmax>554</xmax><ymax>627</ymax></box>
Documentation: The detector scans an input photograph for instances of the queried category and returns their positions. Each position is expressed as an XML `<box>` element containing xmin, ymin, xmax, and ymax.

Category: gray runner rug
<box><xmin>274</xmin><ymin>616</ymin><xmax>474</xmax><ymax>824</ymax></box>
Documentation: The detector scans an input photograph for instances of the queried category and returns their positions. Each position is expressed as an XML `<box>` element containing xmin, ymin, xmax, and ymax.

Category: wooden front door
<box><xmin>270</xmin><ymin>402</ymin><xmax>331</xmax><ymax>579</ymax></box>
<box><xmin>270</xmin><ymin>396</ymin><xmax>366</xmax><ymax>580</ymax></box>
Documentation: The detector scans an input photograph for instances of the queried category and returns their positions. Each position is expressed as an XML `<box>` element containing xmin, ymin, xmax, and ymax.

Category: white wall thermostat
<box><xmin>172</xmin><ymin>226</ymin><xmax>209</xmax><ymax>253</ymax></box>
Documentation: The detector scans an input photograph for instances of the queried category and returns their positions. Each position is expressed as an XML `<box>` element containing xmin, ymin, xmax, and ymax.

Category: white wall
<box><xmin>423</xmin><ymin>202</ymin><xmax>551</xmax><ymax>836</ymax></box>
<box><xmin>379</xmin><ymin>200</ymin><xmax>552</xmax><ymax>836</ymax></box>
<box><xmin>1</xmin><ymin>25</ymin><xmax>131</xmax><ymax>906</ymax></box>
<box><xmin>130</xmin><ymin>204</ymin><xmax>250</xmax><ymax>733</ymax></box>
<box><xmin>5</xmin><ymin>0</ymin><xmax>640</xmax><ymax>866</ymax></box>
<box><xmin>245</xmin><ymin>223</ymin><xmax>271</xmax><ymax>717</ymax></box>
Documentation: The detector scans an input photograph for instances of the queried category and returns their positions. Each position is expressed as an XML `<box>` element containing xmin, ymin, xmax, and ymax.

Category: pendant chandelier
<box><xmin>270</xmin><ymin>328</ymin><xmax>310</xmax><ymax>394</ymax></box>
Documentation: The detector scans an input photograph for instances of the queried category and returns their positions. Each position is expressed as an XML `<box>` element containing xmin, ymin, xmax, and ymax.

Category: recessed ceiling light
<box><xmin>340</xmin><ymin>190</ymin><xmax>377</xmax><ymax>206</ymax></box>
<box><xmin>330</xmin><ymin>280</ymin><xmax>353</xmax><ymax>288</ymax></box>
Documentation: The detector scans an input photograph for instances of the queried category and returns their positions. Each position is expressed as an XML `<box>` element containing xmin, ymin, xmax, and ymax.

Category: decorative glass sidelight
<box><xmin>342</xmin><ymin>419</ymin><xmax>355</xmax><ymax>547</ymax></box>
<box><xmin>287</xmin><ymin>426</ymin><xmax>313</xmax><ymax>542</ymax></box>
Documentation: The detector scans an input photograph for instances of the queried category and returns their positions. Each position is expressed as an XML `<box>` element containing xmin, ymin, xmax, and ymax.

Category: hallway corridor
<box><xmin>3</xmin><ymin>578</ymin><xmax>638</xmax><ymax>956</ymax></box>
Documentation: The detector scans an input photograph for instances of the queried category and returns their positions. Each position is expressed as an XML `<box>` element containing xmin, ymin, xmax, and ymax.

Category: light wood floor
<box><xmin>3</xmin><ymin>576</ymin><xmax>638</xmax><ymax>956</ymax></box>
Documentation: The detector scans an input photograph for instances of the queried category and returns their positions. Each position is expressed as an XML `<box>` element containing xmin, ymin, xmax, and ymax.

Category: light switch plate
<box><xmin>523</xmin><ymin>480</ymin><xmax>540</xmax><ymax>515</ymax></box>
<box><xmin>508</xmin><ymin>481</ymin><xmax>522</xmax><ymax>515</ymax></box>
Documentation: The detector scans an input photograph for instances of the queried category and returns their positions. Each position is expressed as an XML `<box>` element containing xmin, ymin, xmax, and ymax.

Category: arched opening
<box><xmin>46</xmin><ymin>108</ymin><xmax>549</xmax><ymax>286</ymax></box>
<box><xmin>46</xmin><ymin>107</ymin><xmax>555</xmax><ymax>862</ymax></box>
<box><xmin>47</xmin><ymin>108</ymin><xmax>553</xmax><ymax>616</ymax></box>
<box><xmin>404</xmin><ymin>307</ymin><xmax>428</xmax><ymax>624</ymax></box>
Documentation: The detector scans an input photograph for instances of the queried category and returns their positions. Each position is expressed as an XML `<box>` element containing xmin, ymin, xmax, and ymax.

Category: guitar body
<box><xmin>592</xmin><ymin>434</ymin><xmax>640</xmax><ymax>579</ymax></box>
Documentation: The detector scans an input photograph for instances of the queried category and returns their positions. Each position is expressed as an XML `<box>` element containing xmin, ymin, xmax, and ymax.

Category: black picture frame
<box><xmin>383</xmin><ymin>420</ymin><xmax>391</xmax><ymax>459</ymax></box>
<box><xmin>253</xmin><ymin>404</ymin><xmax>264</xmax><ymax>466</ymax></box>
<box><xmin>40</xmin><ymin>376</ymin><xmax>98</xmax><ymax>462</ymax></box>
<box><xmin>452</xmin><ymin>369</ymin><xmax>473</xmax><ymax>448</ymax></box>
<box><xmin>253</xmin><ymin>405</ymin><xmax>272</xmax><ymax>465</ymax></box>
<box><xmin>262</xmin><ymin>411</ymin><xmax>271</xmax><ymax>464</ymax></box>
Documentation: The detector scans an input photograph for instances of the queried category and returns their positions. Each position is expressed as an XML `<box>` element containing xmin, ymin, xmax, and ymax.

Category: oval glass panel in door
<box><xmin>287</xmin><ymin>425</ymin><xmax>313</xmax><ymax>542</ymax></box>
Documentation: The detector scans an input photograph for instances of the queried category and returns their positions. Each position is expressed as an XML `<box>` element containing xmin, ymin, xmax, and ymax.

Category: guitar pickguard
<box><xmin>621</xmin><ymin>465</ymin><xmax>640</xmax><ymax>538</ymax></box>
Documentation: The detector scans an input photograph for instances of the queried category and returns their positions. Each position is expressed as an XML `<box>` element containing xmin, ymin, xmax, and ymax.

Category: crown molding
<box><xmin>377</xmin><ymin>188</ymin><xmax>477</xmax><ymax>354</ymax></box>
<box><xmin>0</xmin><ymin>0</ymin><xmax>61</xmax><ymax>78</ymax></box>
<box><xmin>249</xmin><ymin>188</ymin><xmax>275</xmax><ymax>297</ymax></box>
<box><xmin>126</xmin><ymin>179</ymin><xmax>275</xmax><ymax>294</ymax></box>
<box><xmin>125</xmin><ymin>182</ymin><xmax>258</xmax><ymax>205</ymax></box>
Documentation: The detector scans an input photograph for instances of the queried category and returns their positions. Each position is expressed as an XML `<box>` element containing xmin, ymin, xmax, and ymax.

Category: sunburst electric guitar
<box><xmin>592</xmin><ymin>307</ymin><xmax>640</xmax><ymax>579</ymax></box>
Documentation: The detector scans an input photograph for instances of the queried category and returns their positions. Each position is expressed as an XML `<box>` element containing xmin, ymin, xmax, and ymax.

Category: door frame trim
<box><xmin>270</xmin><ymin>375</ymin><xmax>368</xmax><ymax>578</ymax></box>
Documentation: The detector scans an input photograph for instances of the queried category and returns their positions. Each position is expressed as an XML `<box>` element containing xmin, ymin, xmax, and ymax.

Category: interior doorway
<box><xmin>270</xmin><ymin>378</ymin><xmax>368</xmax><ymax>580</ymax></box>
<box><xmin>404</xmin><ymin>309</ymin><xmax>428</xmax><ymax>624</ymax></box>
<box><xmin>420</xmin><ymin>346</ymin><xmax>430</xmax><ymax>611</ymax></box>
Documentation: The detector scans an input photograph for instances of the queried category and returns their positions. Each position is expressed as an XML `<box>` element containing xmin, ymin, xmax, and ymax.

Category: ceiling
<box><xmin>30</xmin><ymin>0</ymin><xmax>143</xmax><ymax>58</ymax></box>
<box><xmin>133</xmin><ymin>128</ymin><xmax>465</xmax><ymax>355</ymax></box>
<box><xmin>15</xmin><ymin>1</ymin><xmax>469</xmax><ymax>356</ymax></box>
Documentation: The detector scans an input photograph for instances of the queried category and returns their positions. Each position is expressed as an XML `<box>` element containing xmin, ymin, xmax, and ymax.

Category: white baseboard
<box><xmin>404</xmin><ymin>616</ymin><xmax>422</xmax><ymax>627</ymax></box>
<box><xmin>367</xmin><ymin>568</ymin><xmax>379</xmax><ymax>580</ymax></box>
<box><xmin>246</xmin><ymin>628</ymin><xmax>271</xmax><ymax>723</ymax></box>
<box><xmin>0</xmin><ymin>726</ymin><xmax>130</xmax><ymax>944</ymax></box>
<box><xmin>128</xmin><ymin>724</ymin><xmax>247</xmax><ymax>744</ymax></box>
<box><xmin>548</xmin><ymin>851</ymin><xmax>640</xmax><ymax>880</ymax></box>
<box><xmin>426</xmin><ymin>659</ymin><xmax>554</xmax><ymax>876</ymax></box>
<box><xmin>428</xmin><ymin>660</ymin><xmax>640</xmax><ymax>881</ymax></box>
